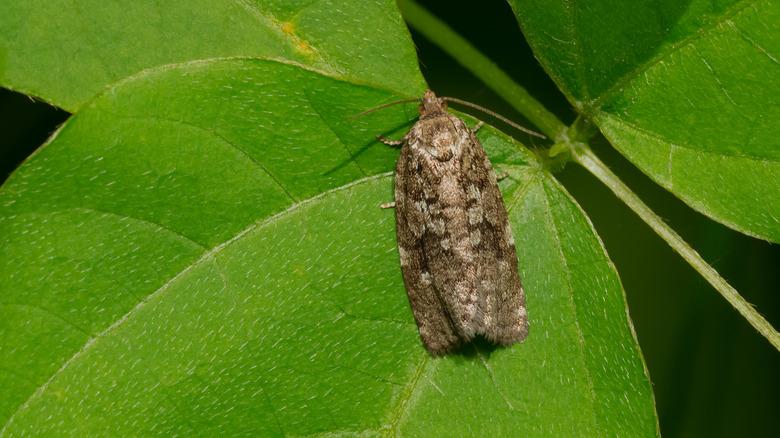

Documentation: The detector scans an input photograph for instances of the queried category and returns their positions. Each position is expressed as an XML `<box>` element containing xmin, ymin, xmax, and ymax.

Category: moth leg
<box><xmin>495</xmin><ymin>171</ymin><xmax>509</xmax><ymax>181</ymax></box>
<box><xmin>377</xmin><ymin>135</ymin><xmax>404</xmax><ymax>147</ymax></box>
<box><xmin>380</xmin><ymin>201</ymin><xmax>396</xmax><ymax>209</ymax></box>
<box><xmin>472</xmin><ymin>121</ymin><xmax>484</xmax><ymax>133</ymax></box>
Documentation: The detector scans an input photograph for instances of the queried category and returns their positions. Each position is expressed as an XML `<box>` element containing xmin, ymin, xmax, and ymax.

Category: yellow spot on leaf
<box><xmin>296</xmin><ymin>41</ymin><xmax>314</xmax><ymax>56</ymax></box>
<box><xmin>281</xmin><ymin>21</ymin><xmax>295</xmax><ymax>35</ymax></box>
<box><xmin>278</xmin><ymin>20</ymin><xmax>314</xmax><ymax>57</ymax></box>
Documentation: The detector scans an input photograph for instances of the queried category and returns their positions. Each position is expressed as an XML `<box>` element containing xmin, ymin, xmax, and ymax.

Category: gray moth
<box><xmin>384</xmin><ymin>90</ymin><xmax>528</xmax><ymax>355</ymax></box>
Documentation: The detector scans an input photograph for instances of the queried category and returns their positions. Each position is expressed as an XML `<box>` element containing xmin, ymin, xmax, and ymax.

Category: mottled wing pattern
<box><xmin>410</xmin><ymin>115</ymin><xmax>483</xmax><ymax>345</ymax></box>
<box><xmin>458</xmin><ymin>125</ymin><xmax>528</xmax><ymax>345</ymax></box>
<box><xmin>395</xmin><ymin>112</ymin><xmax>527</xmax><ymax>354</ymax></box>
<box><xmin>395</xmin><ymin>139</ymin><xmax>462</xmax><ymax>354</ymax></box>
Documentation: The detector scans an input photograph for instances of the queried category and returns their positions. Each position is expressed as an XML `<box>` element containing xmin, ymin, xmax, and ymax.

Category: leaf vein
<box><xmin>231</xmin><ymin>0</ymin><xmax>330</xmax><ymax>68</ymax></box>
<box><xmin>562</xmin><ymin>0</ymin><xmax>590</xmax><ymax>100</ymax></box>
<box><xmin>0</xmin><ymin>303</ymin><xmax>90</xmax><ymax>338</ymax></box>
<box><xmin>69</xmin><ymin>206</ymin><xmax>209</xmax><ymax>250</ymax></box>
<box><xmin>383</xmin><ymin>353</ymin><xmax>430</xmax><ymax>434</ymax></box>
<box><xmin>539</xmin><ymin>180</ymin><xmax>600</xmax><ymax>432</ymax></box>
<box><xmin>109</xmin><ymin>113</ymin><xmax>299</xmax><ymax>202</ymax></box>
<box><xmin>598</xmin><ymin>112</ymin><xmax>780</xmax><ymax>164</ymax></box>
<box><xmin>694</xmin><ymin>47</ymin><xmax>737</xmax><ymax>106</ymax></box>
<box><xmin>477</xmin><ymin>351</ymin><xmax>515</xmax><ymax>411</ymax></box>
<box><xmin>726</xmin><ymin>19</ymin><xmax>780</xmax><ymax>64</ymax></box>
<box><xmin>301</xmin><ymin>90</ymin><xmax>368</xmax><ymax>177</ymax></box>
<box><xmin>0</xmin><ymin>173</ymin><xmax>392</xmax><ymax>434</ymax></box>
<box><xmin>590</xmin><ymin>0</ymin><xmax>759</xmax><ymax>108</ymax></box>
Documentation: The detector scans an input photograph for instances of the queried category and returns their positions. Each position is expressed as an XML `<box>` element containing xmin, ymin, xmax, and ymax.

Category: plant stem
<box><xmin>400</xmin><ymin>0</ymin><xmax>780</xmax><ymax>350</ymax></box>
<box><xmin>572</xmin><ymin>144</ymin><xmax>780</xmax><ymax>351</ymax></box>
<box><xmin>397</xmin><ymin>0</ymin><xmax>565</xmax><ymax>139</ymax></box>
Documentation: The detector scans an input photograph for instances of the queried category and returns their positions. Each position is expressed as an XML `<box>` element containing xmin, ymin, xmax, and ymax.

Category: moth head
<box><xmin>419</xmin><ymin>90</ymin><xmax>447</xmax><ymax>118</ymax></box>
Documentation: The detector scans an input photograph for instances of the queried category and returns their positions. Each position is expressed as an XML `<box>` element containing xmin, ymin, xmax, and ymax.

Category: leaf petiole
<box><xmin>399</xmin><ymin>0</ymin><xmax>780</xmax><ymax>351</ymax></box>
<box><xmin>572</xmin><ymin>144</ymin><xmax>780</xmax><ymax>351</ymax></box>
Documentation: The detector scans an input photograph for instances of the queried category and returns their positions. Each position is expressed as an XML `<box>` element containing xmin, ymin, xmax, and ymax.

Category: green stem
<box><xmin>572</xmin><ymin>144</ymin><xmax>780</xmax><ymax>351</ymax></box>
<box><xmin>400</xmin><ymin>0</ymin><xmax>780</xmax><ymax>351</ymax></box>
<box><xmin>397</xmin><ymin>0</ymin><xmax>565</xmax><ymax>139</ymax></box>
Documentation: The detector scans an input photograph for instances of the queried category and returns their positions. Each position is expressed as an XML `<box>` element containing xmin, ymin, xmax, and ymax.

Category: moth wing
<box><xmin>395</xmin><ymin>145</ymin><xmax>462</xmax><ymax>355</ymax></box>
<box><xmin>461</xmin><ymin>130</ymin><xmax>528</xmax><ymax>345</ymax></box>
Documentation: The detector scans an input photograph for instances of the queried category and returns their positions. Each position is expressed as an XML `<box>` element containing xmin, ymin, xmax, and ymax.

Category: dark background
<box><xmin>1</xmin><ymin>1</ymin><xmax>778</xmax><ymax>436</ymax></box>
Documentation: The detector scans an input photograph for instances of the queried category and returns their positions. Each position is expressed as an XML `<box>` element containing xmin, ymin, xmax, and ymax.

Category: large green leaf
<box><xmin>509</xmin><ymin>0</ymin><xmax>780</xmax><ymax>242</ymax></box>
<box><xmin>0</xmin><ymin>0</ymin><xmax>424</xmax><ymax>111</ymax></box>
<box><xmin>0</xmin><ymin>59</ymin><xmax>656</xmax><ymax>435</ymax></box>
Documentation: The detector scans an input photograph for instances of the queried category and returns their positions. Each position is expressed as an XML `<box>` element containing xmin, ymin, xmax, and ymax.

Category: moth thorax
<box><xmin>417</xmin><ymin>121</ymin><xmax>461</xmax><ymax>162</ymax></box>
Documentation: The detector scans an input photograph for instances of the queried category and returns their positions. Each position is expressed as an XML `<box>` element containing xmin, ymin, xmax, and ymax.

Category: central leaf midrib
<box><xmin>0</xmin><ymin>173</ymin><xmax>393</xmax><ymax>433</ymax></box>
<box><xmin>540</xmin><ymin>180</ymin><xmax>600</xmax><ymax>434</ymax></box>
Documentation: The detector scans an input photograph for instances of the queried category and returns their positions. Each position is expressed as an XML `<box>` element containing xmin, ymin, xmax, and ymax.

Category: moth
<box><xmin>378</xmin><ymin>90</ymin><xmax>539</xmax><ymax>355</ymax></box>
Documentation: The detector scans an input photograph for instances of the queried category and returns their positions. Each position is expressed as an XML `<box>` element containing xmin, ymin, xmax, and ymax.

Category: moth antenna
<box><xmin>442</xmin><ymin>97</ymin><xmax>546</xmax><ymax>139</ymax></box>
<box><xmin>349</xmin><ymin>97</ymin><xmax>421</xmax><ymax>119</ymax></box>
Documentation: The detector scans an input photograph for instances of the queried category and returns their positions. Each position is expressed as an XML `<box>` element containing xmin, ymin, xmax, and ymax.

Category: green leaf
<box><xmin>0</xmin><ymin>0</ymin><xmax>424</xmax><ymax>111</ymax></box>
<box><xmin>0</xmin><ymin>59</ymin><xmax>656</xmax><ymax>435</ymax></box>
<box><xmin>508</xmin><ymin>0</ymin><xmax>780</xmax><ymax>242</ymax></box>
